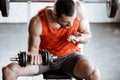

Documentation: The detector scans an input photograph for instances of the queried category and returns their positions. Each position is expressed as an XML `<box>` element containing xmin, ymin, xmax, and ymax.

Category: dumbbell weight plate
<box><xmin>41</xmin><ymin>50</ymin><xmax>51</xmax><ymax>65</ymax></box>
<box><xmin>47</xmin><ymin>51</ymin><xmax>52</xmax><ymax>63</ymax></box>
<box><xmin>41</xmin><ymin>50</ymin><xmax>48</xmax><ymax>65</ymax></box>
<box><xmin>0</xmin><ymin>0</ymin><xmax>10</xmax><ymax>17</ymax></box>
<box><xmin>106</xmin><ymin>0</ymin><xmax>119</xmax><ymax>18</ymax></box>
<box><xmin>18</xmin><ymin>52</ymin><xmax>27</xmax><ymax>67</ymax></box>
<box><xmin>46</xmin><ymin>50</ymin><xmax>51</xmax><ymax>64</ymax></box>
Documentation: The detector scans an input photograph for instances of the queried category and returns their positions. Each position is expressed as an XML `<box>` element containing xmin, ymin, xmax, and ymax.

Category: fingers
<box><xmin>32</xmin><ymin>54</ymin><xmax>38</xmax><ymax>65</ymax></box>
<box><xmin>73</xmin><ymin>37</ymin><xmax>80</xmax><ymax>43</ymax></box>
<box><xmin>67</xmin><ymin>33</ymin><xmax>81</xmax><ymax>44</ymax></box>
<box><xmin>37</xmin><ymin>54</ymin><xmax>40</xmax><ymax>64</ymax></box>
<box><xmin>27</xmin><ymin>52</ymin><xmax>42</xmax><ymax>65</ymax></box>
<box><xmin>35</xmin><ymin>54</ymin><xmax>42</xmax><ymax>65</ymax></box>
<box><xmin>38</xmin><ymin>54</ymin><xmax>42</xmax><ymax>64</ymax></box>
<box><xmin>71</xmin><ymin>38</ymin><xmax>76</xmax><ymax>44</ymax></box>
<box><xmin>67</xmin><ymin>35</ymin><xmax>77</xmax><ymax>44</ymax></box>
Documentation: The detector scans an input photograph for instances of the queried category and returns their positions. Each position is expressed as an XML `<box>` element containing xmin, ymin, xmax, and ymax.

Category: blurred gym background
<box><xmin>0</xmin><ymin>0</ymin><xmax>120</xmax><ymax>80</ymax></box>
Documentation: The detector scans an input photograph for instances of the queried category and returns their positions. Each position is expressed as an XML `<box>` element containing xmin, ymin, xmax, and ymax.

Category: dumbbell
<box><xmin>0</xmin><ymin>0</ymin><xmax>119</xmax><ymax>18</ymax></box>
<box><xmin>106</xmin><ymin>0</ymin><xmax>119</xmax><ymax>18</ymax></box>
<box><xmin>0</xmin><ymin>0</ymin><xmax>54</xmax><ymax>17</ymax></box>
<box><xmin>10</xmin><ymin>50</ymin><xmax>52</xmax><ymax>67</ymax></box>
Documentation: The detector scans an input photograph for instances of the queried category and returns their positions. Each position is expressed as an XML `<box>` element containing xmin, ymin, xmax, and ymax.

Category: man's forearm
<box><xmin>67</xmin><ymin>32</ymin><xmax>92</xmax><ymax>44</ymax></box>
<box><xmin>77</xmin><ymin>33</ymin><xmax>92</xmax><ymax>44</ymax></box>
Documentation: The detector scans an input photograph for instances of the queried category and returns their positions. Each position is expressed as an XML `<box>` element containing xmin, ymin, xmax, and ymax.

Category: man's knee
<box><xmin>88</xmin><ymin>67</ymin><xmax>100</xmax><ymax>80</ymax></box>
<box><xmin>2</xmin><ymin>63</ymin><xmax>19</xmax><ymax>78</ymax></box>
<box><xmin>73</xmin><ymin>57</ymin><xmax>100</xmax><ymax>80</ymax></box>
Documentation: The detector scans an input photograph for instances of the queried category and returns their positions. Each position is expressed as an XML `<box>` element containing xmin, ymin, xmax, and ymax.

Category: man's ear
<box><xmin>52</xmin><ymin>11</ymin><xmax>57</xmax><ymax>19</ymax></box>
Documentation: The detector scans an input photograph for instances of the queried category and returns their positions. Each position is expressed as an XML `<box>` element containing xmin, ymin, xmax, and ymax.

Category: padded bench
<box><xmin>43</xmin><ymin>70</ymin><xmax>72</xmax><ymax>80</ymax></box>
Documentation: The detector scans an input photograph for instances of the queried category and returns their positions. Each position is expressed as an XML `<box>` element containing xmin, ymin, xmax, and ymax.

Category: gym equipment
<box><xmin>0</xmin><ymin>0</ymin><xmax>10</xmax><ymax>17</ymax></box>
<box><xmin>10</xmin><ymin>50</ymin><xmax>52</xmax><ymax>67</ymax></box>
<box><xmin>0</xmin><ymin>0</ymin><xmax>54</xmax><ymax>17</ymax></box>
<box><xmin>43</xmin><ymin>71</ymin><xmax>73</xmax><ymax>80</ymax></box>
<box><xmin>106</xmin><ymin>0</ymin><xmax>119</xmax><ymax>18</ymax></box>
<box><xmin>0</xmin><ymin>0</ymin><xmax>119</xmax><ymax>18</ymax></box>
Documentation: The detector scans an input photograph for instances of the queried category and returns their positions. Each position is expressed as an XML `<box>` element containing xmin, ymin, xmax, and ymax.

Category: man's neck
<box><xmin>46</xmin><ymin>9</ymin><xmax>61</xmax><ymax>29</ymax></box>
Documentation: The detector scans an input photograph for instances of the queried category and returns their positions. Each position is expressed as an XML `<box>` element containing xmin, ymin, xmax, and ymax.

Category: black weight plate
<box><xmin>22</xmin><ymin>52</ymin><xmax>27</xmax><ymax>67</ymax></box>
<box><xmin>47</xmin><ymin>51</ymin><xmax>51</xmax><ymax>63</ymax></box>
<box><xmin>19</xmin><ymin>52</ymin><xmax>27</xmax><ymax>67</ymax></box>
<box><xmin>45</xmin><ymin>50</ymin><xmax>51</xmax><ymax>64</ymax></box>
<box><xmin>1</xmin><ymin>0</ymin><xmax>10</xmax><ymax>17</ymax></box>
<box><xmin>41</xmin><ymin>50</ymin><xmax>48</xmax><ymax>65</ymax></box>
<box><xmin>41</xmin><ymin>50</ymin><xmax>51</xmax><ymax>65</ymax></box>
<box><xmin>106</xmin><ymin>0</ymin><xmax>119</xmax><ymax>18</ymax></box>
<box><xmin>46</xmin><ymin>51</ymin><xmax>49</xmax><ymax>64</ymax></box>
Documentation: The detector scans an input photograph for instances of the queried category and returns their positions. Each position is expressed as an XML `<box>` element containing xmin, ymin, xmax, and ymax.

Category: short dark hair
<box><xmin>54</xmin><ymin>0</ymin><xmax>75</xmax><ymax>18</ymax></box>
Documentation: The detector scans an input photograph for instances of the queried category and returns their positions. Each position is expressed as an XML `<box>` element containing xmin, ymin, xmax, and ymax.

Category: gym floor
<box><xmin>0</xmin><ymin>23</ymin><xmax>120</xmax><ymax>80</ymax></box>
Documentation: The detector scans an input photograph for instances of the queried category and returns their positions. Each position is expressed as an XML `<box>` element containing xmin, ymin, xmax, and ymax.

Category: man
<box><xmin>2</xmin><ymin>0</ymin><xmax>100</xmax><ymax>80</ymax></box>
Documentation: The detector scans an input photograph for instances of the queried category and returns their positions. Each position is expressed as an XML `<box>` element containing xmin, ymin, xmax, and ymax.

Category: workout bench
<box><xmin>43</xmin><ymin>70</ymin><xmax>72</xmax><ymax>80</ymax></box>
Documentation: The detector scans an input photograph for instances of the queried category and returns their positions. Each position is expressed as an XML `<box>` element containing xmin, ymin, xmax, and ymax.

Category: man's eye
<box><xmin>62</xmin><ymin>21</ymin><xmax>67</xmax><ymax>23</ymax></box>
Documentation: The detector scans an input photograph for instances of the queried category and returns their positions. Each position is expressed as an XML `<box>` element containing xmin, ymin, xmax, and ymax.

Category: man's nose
<box><xmin>68</xmin><ymin>21</ymin><xmax>73</xmax><ymax>26</ymax></box>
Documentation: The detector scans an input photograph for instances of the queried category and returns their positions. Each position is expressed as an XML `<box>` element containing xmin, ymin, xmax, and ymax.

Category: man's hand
<box><xmin>27</xmin><ymin>52</ymin><xmax>43</xmax><ymax>65</ymax></box>
<box><xmin>67</xmin><ymin>32</ymin><xmax>82</xmax><ymax>44</ymax></box>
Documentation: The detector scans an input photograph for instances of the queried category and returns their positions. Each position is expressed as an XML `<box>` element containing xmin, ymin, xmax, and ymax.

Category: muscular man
<box><xmin>2</xmin><ymin>0</ymin><xmax>100</xmax><ymax>80</ymax></box>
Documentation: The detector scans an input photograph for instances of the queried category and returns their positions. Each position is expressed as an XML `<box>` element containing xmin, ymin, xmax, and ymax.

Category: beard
<box><xmin>60</xmin><ymin>24</ymin><xmax>71</xmax><ymax>29</ymax></box>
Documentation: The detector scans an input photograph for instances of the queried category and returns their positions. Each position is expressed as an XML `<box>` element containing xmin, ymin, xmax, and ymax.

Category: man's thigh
<box><xmin>59</xmin><ymin>53</ymin><xmax>84</xmax><ymax>76</ymax></box>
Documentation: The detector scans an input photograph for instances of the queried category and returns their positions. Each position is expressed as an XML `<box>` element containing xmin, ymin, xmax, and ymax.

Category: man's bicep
<box><xmin>76</xmin><ymin>1</ymin><xmax>88</xmax><ymax>20</ymax></box>
<box><xmin>79</xmin><ymin>19</ymin><xmax>91</xmax><ymax>34</ymax></box>
<box><xmin>28</xmin><ymin>15</ymin><xmax>42</xmax><ymax>52</ymax></box>
<box><xmin>76</xmin><ymin>1</ymin><xmax>91</xmax><ymax>34</ymax></box>
<box><xmin>28</xmin><ymin>35</ymin><xmax>40</xmax><ymax>52</ymax></box>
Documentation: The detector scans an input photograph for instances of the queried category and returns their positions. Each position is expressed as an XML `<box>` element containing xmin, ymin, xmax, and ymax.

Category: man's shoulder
<box><xmin>30</xmin><ymin>14</ymin><xmax>41</xmax><ymax>25</ymax></box>
<box><xmin>75</xmin><ymin>0</ymin><xmax>87</xmax><ymax>20</ymax></box>
<box><xmin>29</xmin><ymin>14</ymin><xmax>42</xmax><ymax>35</ymax></box>
<box><xmin>75</xmin><ymin>0</ymin><xmax>84</xmax><ymax>8</ymax></box>
<box><xmin>30</xmin><ymin>14</ymin><xmax>41</xmax><ymax>28</ymax></box>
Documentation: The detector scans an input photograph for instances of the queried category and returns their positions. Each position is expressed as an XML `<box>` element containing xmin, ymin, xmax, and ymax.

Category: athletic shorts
<box><xmin>35</xmin><ymin>52</ymin><xmax>84</xmax><ymax>79</ymax></box>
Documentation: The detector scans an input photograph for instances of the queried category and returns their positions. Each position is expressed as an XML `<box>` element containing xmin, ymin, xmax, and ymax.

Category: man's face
<box><xmin>57</xmin><ymin>13</ymin><xmax>76</xmax><ymax>28</ymax></box>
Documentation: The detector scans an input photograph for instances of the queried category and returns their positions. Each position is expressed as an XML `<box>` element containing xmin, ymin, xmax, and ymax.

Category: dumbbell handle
<box><xmin>10</xmin><ymin>58</ymin><xmax>19</xmax><ymax>61</ymax></box>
